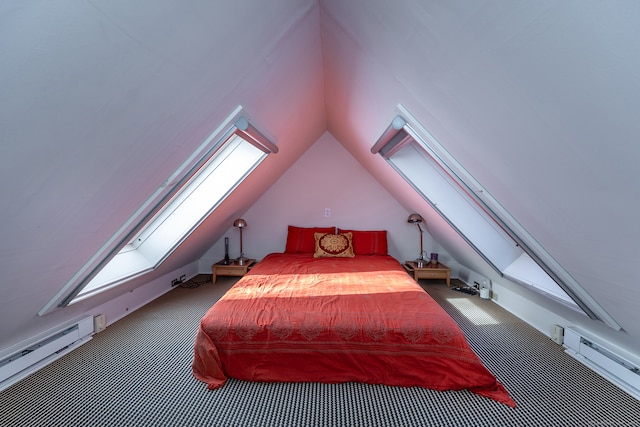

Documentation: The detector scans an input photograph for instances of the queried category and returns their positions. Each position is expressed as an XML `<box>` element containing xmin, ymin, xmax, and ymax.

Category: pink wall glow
<box><xmin>201</xmin><ymin>132</ymin><xmax>443</xmax><ymax>264</ymax></box>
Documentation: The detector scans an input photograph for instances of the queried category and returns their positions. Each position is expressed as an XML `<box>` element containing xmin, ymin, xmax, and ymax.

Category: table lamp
<box><xmin>407</xmin><ymin>213</ymin><xmax>426</xmax><ymax>264</ymax></box>
<box><xmin>233</xmin><ymin>218</ymin><xmax>249</xmax><ymax>265</ymax></box>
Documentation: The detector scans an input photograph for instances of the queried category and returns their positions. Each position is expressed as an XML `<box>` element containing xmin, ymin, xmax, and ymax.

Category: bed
<box><xmin>192</xmin><ymin>227</ymin><xmax>515</xmax><ymax>407</ymax></box>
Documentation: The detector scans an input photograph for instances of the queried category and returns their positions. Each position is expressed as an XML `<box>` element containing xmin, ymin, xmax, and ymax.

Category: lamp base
<box><xmin>236</xmin><ymin>256</ymin><xmax>250</xmax><ymax>266</ymax></box>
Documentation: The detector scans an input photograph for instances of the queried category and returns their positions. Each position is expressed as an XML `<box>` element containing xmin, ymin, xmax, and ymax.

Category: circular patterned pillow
<box><xmin>313</xmin><ymin>232</ymin><xmax>355</xmax><ymax>258</ymax></box>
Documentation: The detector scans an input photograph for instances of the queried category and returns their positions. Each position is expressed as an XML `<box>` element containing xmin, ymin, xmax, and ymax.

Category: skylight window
<box><xmin>41</xmin><ymin>107</ymin><xmax>276</xmax><ymax>313</ymax></box>
<box><xmin>373</xmin><ymin>105</ymin><xmax>620</xmax><ymax>330</ymax></box>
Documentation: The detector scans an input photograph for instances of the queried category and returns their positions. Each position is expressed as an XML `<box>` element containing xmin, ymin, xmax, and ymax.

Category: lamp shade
<box><xmin>233</xmin><ymin>218</ymin><xmax>247</xmax><ymax>228</ymax></box>
<box><xmin>407</xmin><ymin>213</ymin><xmax>424</xmax><ymax>224</ymax></box>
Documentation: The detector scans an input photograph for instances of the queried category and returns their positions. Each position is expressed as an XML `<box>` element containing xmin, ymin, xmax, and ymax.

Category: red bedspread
<box><xmin>192</xmin><ymin>253</ymin><xmax>515</xmax><ymax>407</ymax></box>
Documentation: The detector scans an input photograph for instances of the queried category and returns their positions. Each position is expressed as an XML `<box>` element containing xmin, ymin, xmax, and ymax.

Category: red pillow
<box><xmin>285</xmin><ymin>226</ymin><xmax>336</xmax><ymax>253</ymax></box>
<box><xmin>337</xmin><ymin>229</ymin><xmax>388</xmax><ymax>256</ymax></box>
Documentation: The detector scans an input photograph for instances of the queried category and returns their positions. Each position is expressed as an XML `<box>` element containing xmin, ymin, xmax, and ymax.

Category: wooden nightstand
<box><xmin>404</xmin><ymin>261</ymin><xmax>452</xmax><ymax>287</ymax></box>
<box><xmin>212</xmin><ymin>259</ymin><xmax>256</xmax><ymax>283</ymax></box>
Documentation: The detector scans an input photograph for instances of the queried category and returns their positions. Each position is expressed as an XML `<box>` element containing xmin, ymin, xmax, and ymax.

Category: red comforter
<box><xmin>192</xmin><ymin>253</ymin><xmax>515</xmax><ymax>407</ymax></box>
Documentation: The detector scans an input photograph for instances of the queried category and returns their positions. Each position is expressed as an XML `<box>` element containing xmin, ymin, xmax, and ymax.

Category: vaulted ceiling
<box><xmin>1</xmin><ymin>1</ymin><xmax>639</xmax><ymax>354</ymax></box>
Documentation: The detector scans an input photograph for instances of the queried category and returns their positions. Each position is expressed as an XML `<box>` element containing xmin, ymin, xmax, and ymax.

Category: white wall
<box><xmin>200</xmin><ymin>132</ymin><xmax>453</xmax><ymax>269</ymax></box>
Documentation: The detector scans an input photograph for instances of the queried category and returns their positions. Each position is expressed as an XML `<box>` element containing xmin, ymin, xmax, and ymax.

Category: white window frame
<box><xmin>41</xmin><ymin>107</ymin><xmax>276</xmax><ymax>313</ymax></box>
<box><xmin>373</xmin><ymin>105</ymin><xmax>620</xmax><ymax>330</ymax></box>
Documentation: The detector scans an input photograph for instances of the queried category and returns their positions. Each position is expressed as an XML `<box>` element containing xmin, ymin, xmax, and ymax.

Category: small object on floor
<box><xmin>180</xmin><ymin>275</ymin><xmax>211</xmax><ymax>289</ymax></box>
<box><xmin>452</xmin><ymin>286</ymin><xmax>478</xmax><ymax>295</ymax></box>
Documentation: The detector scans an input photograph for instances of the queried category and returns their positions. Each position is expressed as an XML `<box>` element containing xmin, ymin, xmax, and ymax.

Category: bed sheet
<box><xmin>192</xmin><ymin>253</ymin><xmax>515</xmax><ymax>407</ymax></box>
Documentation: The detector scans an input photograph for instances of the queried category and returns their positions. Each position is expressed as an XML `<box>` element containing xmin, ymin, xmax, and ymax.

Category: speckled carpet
<box><xmin>1</xmin><ymin>276</ymin><xmax>638</xmax><ymax>426</ymax></box>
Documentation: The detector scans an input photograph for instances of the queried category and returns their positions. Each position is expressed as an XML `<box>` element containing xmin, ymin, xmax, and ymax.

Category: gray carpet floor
<box><xmin>1</xmin><ymin>276</ymin><xmax>639</xmax><ymax>426</ymax></box>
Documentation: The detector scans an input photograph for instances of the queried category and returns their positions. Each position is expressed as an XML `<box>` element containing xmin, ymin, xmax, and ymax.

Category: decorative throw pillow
<box><xmin>285</xmin><ymin>225</ymin><xmax>336</xmax><ymax>253</ymax></box>
<box><xmin>313</xmin><ymin>232</ymin><xmax>355</xmax><ymax>258</ymax></box>
<box><xmin>337</xmin><ymin>229</ymin><xmax>388</xmax><ymax>256</ymax></box>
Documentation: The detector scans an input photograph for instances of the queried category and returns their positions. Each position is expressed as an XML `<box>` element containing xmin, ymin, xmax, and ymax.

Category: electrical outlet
<box><xmin>180</xmin><ymin>274</ymin><xmax>186</xmax><ymax>282</ymax></box>
<box><xmin>93</xmin><ymin>314</ymin><xmax>106</xmax><ymax>333</ymax></box>
<box><xmin>551</xmin><ymin>324</ymin><xmax>564</xmax><ymax>345</ymax></box>
<box><xmin>171</xmin><ymin>278</ymin><xmax>181</xmax><ymax>286</ymax></box>
<box><xmin>324</xmin><ymin>208</ymin><xmax>331</xmax><ymax>218</ymax></box>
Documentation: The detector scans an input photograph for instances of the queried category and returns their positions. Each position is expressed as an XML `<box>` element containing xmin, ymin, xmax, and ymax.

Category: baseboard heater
<box><xmin>0</xmin><ymin>316</ymin><xmax>94</xmax><ymax>392</ymax></box>
<box><xmin>563</xmin><ymin>327</ymin><xmax>640</xmax><ymax>401</ymax></box>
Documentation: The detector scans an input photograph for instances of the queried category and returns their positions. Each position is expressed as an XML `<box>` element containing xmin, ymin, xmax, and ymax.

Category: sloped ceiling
<box><xmin>0</xmin><ymin>0</ymin><xmax>326</xmax><ymax>346</ymax></box>
<box><xmin>1</xmin><ymin>1</ymin><xmax>639</xmax><ymax>351</ymax></box>
<box><xmin>320</xmin><ymin>1</ymin><xmax>640</xmax><ymax>341</ymax></box>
